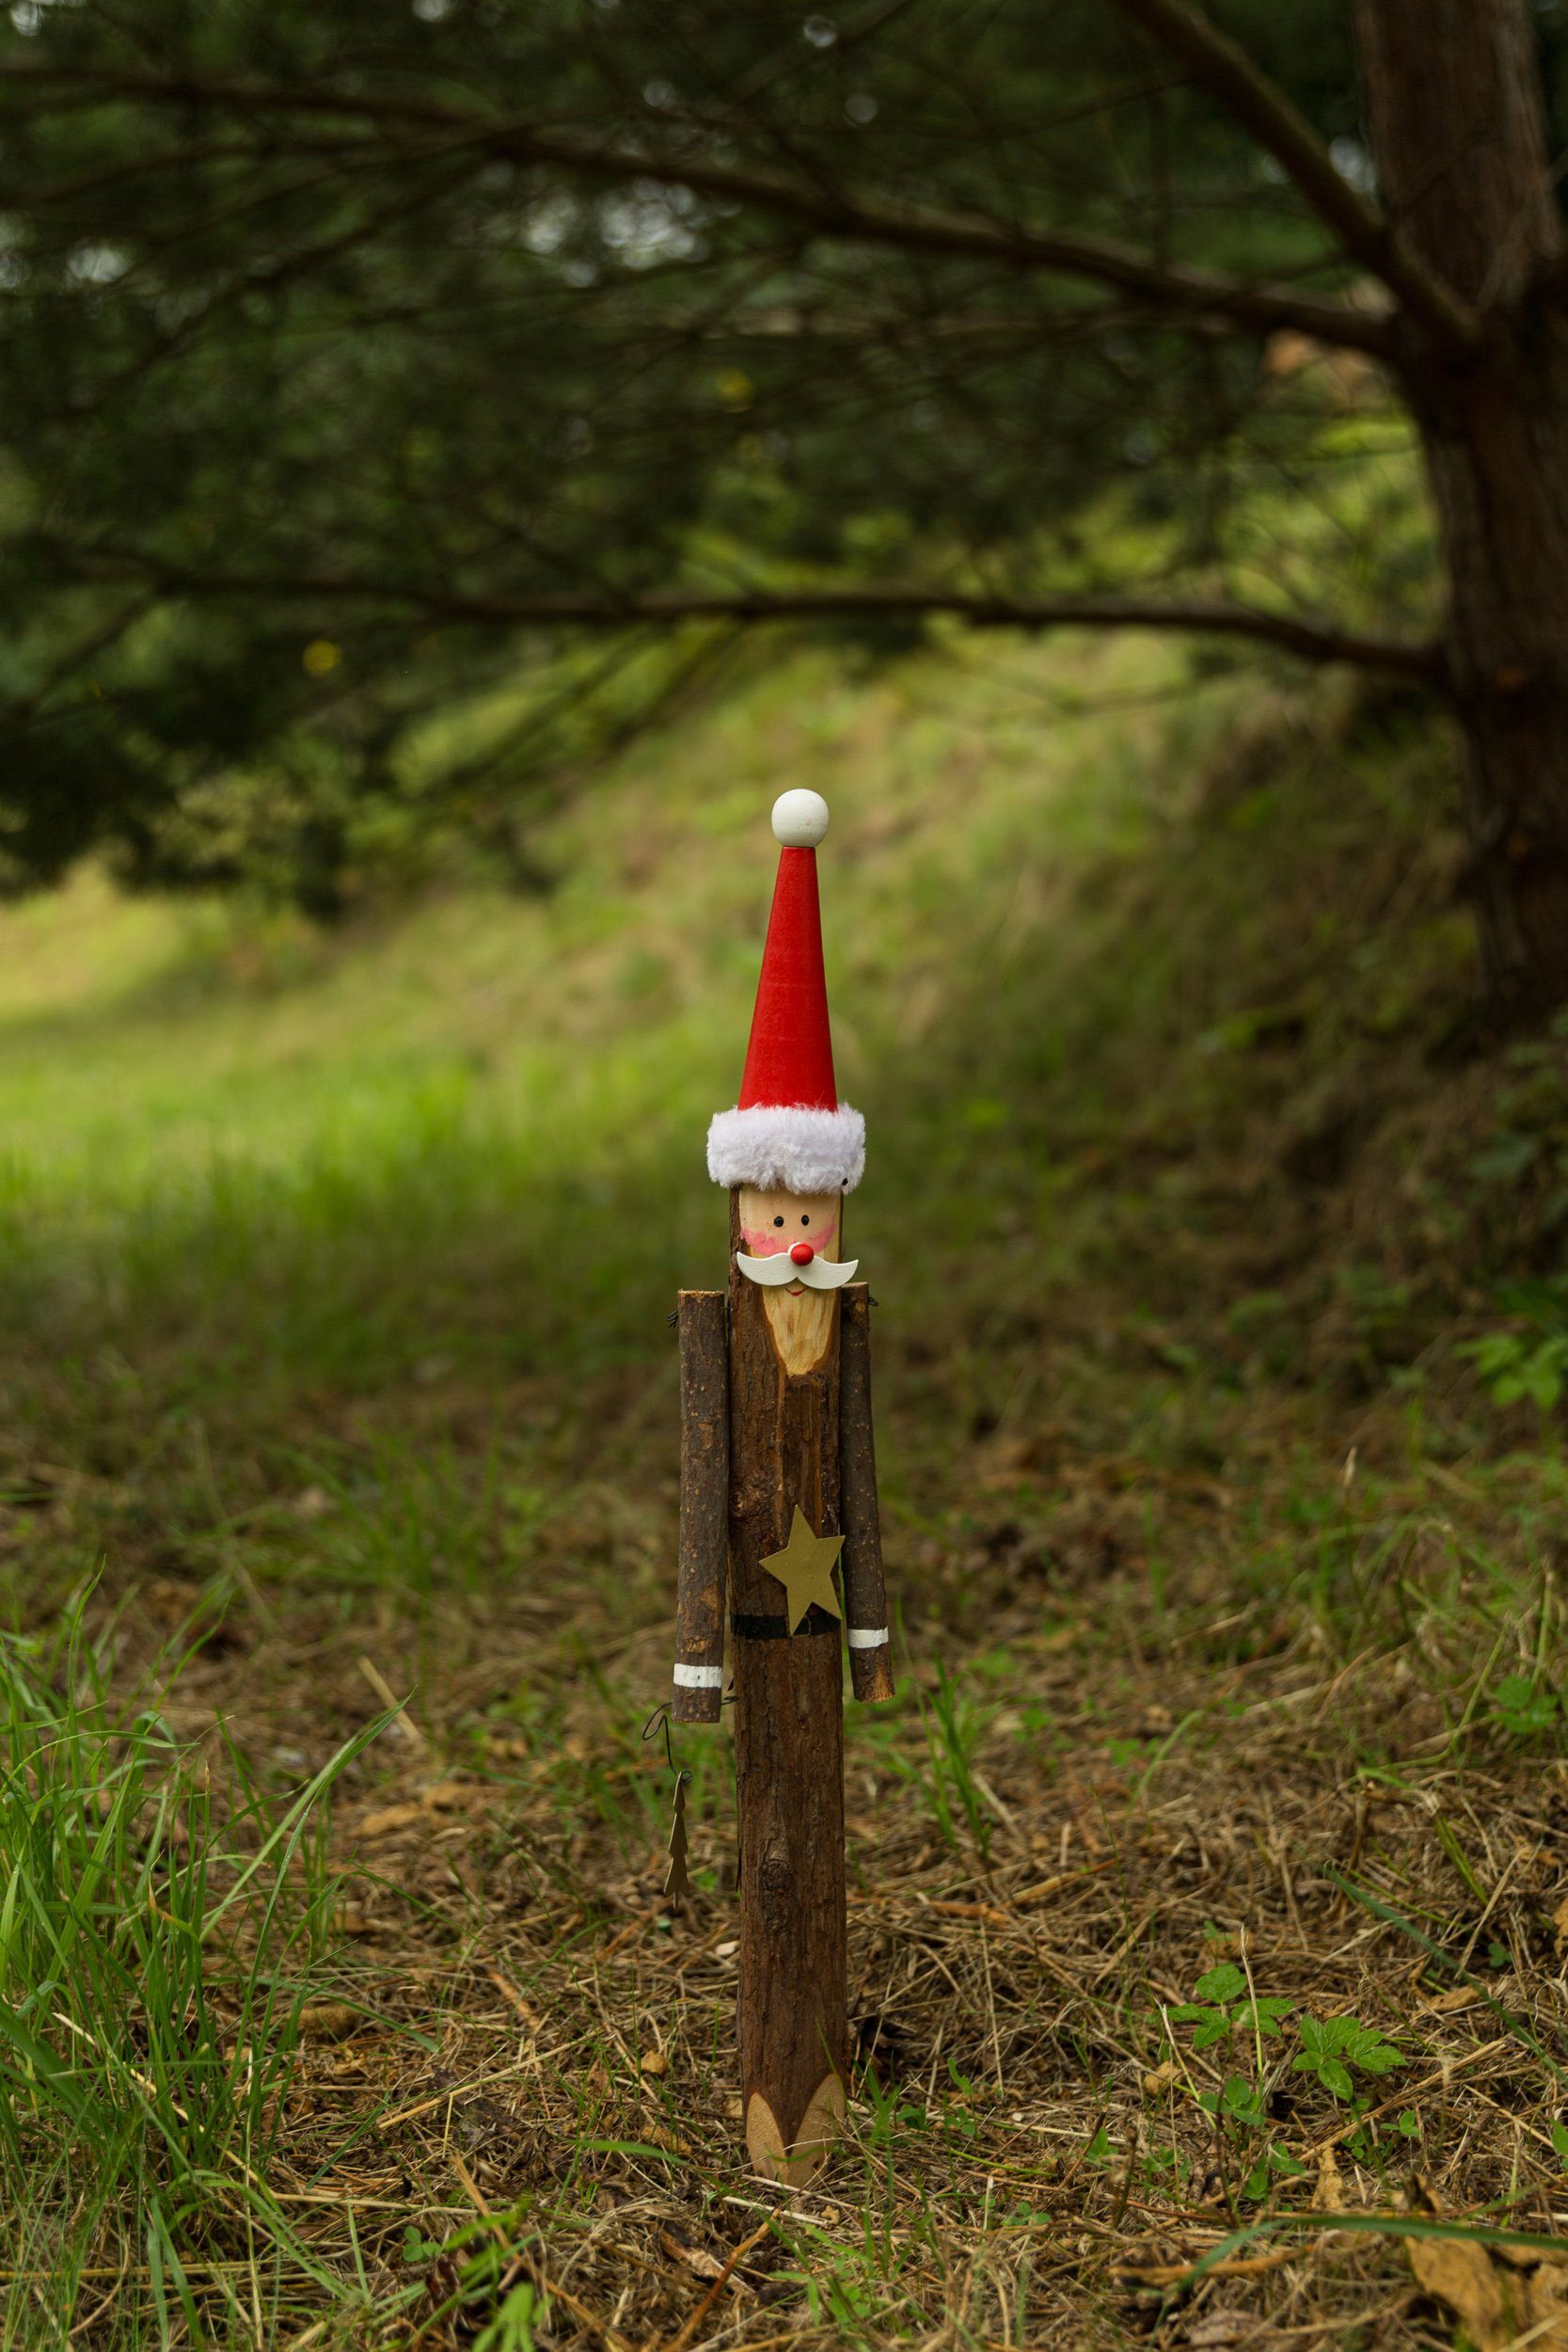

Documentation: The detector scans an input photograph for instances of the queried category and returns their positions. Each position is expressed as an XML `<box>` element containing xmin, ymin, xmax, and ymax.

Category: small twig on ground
<box><xmin>598</xmin><ymin>1904</ymin><xmax>668</xmax><ymax>1962</ymax></box>
<box><xmin>357</xmin><ymin>1654</ymin><xmax>427</xmax><ymax>1747</ymax></box>
<box><xmin>1114</xmin><ymin>2233</ymin><xmax>1334</xmax><ymax>2289</ymax></box>
<box><xmin>643</xmin><ymin>2221</ymin><xmax>775</xmax><ymax>2352</ymax></box>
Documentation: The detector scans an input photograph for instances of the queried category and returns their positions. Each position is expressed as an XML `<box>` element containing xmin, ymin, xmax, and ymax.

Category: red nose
<box><xmin>789</xmin><ymin>1241</ymin><xmax>815</xmax><ymax>1266</ymax></box>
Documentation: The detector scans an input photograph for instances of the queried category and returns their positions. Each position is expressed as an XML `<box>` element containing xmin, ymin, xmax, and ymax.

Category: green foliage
<box><xmin>1291</xmin><ymin>2014</ymin><xmax>1403</xmax><ymax>2103</ymax></box>
<box><xmin>1164</xmin><ymin>1960</ymin><xmax>1321</xmax><ymax>2201</ymax></box>
<box><xmin>1164</xmin><ymin>1952</ymin><xmax>1402</xmax><ymax>2194</ymax></box>
<box><xmin>1489</xmin><ymin>1674</ymin><xmax>1561</xmax><ymax>1740</ymax></box>
<box><xmin>916</xmin><ymin>1666</ymin><xmax>997</xmax><ymax>1866</ymax></box>
<box><xmin>1463</xmin><ymin>1278</ymin><xmax>1568</xmax><ymax>1415</ymax></box>
<box><xmin>407</xmin><ymin>2203</ymin><xmax>548</xmax><ymax>2349</ymax></box>
<box><xmin>0</xmin><ymin>1597</ymin><xmax>378</xmax><ymax>2313</ymax></box>
<box><xmin>1195</xmin><ymin>2077</ymin><xmax>1307</xmax><ymax>2201</ymax></box>
<box><xmin>1169</xmin><ymin>1960</ymin><xmax>1294</xmax><ymax>2052</ymax></box>
<box><xmin>857</xmin><ymin>1665</ymin><xmax>1001</xmax><ymax>1865</ymax></box>
<box><xmin>1465</xmin><ymin>1020</ymin><xmax>1568</xmax><ymax>1203</ymax></box>
<box><xmin>860</xmin><ymin>2065</ymin><xmax>929</xmax><ymax>2152</ymax></box>
<box><xmin>0</xmin><ymin>0</ymin><xmax>1458</xmax><ymax>906</ymax></box>
<box><xmin>1464</xmin><ymin>1329</ymin><xmax>1568</xmax><ymax>1413</ymax></box>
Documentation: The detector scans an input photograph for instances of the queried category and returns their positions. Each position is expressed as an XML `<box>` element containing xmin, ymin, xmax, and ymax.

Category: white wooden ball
<box><xmin>771</xmin><ymin>788</ymin><xmax>831</xmax><ymax>848</ymax></box>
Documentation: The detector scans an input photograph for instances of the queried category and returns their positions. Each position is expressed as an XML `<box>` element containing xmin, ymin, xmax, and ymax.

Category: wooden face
<box><xmin>736</xmin><ymin>1186</ymin><xmax>843</xmax><ymax>1278</ymax></box>
<box><xmin>735</xmin><ymin>1184</ymin><xmax>846</xmax><ymax>1377</ymax></box>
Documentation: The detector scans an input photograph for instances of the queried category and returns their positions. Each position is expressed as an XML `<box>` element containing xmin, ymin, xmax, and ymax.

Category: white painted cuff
<box><xmin>673</xmin><ymin>1662</ymin><xmax>723</xmax><ymax>1689</ymax></box>
<box><xmin>847</xmin><ymin>1627</ymin><xmax>889</xmax><ymax>1650</ymax></box>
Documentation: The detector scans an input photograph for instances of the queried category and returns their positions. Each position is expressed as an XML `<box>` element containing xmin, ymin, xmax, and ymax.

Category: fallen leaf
<box><xmin>1407</xmin><ymin>2237</ymin><xmax>1510</xmax><ymax>2352</ymax></box>
<box><xmin>298</xmin><ymin>2002</ymin><xmax>359</xmax><ymax>2042</ymax></box>
<box><xmin>1110</xmin><ymin>2235</ymin><xmax>1192</xmax><ymax>2286</ymax></box>
<box><xmin>355</xmin><ymin>1804</ymin><xmax>423</xmax><ymax>1840</ymax></box>
<box><xmin>1525</xmin><ymin>2262</ymin><xmax>1568</xmax><ymax>2345</ymax></box>
<box><xmin>1422</xmin><ymin>1983</ymin><xmax>1483</xmax><ymax>2014</ymax></box>
<box><xmin>1184</xmin><ymin>2316</ymin><xmax>1261</xmax><ymax>2348</ymax></box>
<box><xmin>1553</xmin><ymin>1888</ymin><xmax>1568</xmax><ymax>1958</ymax></box>
<box><xmin>421</xmin><ymin>1779</ymin><xmax>474</xmax><ymax>1812</ymax></box>
<box><xmin>1407</xmin><ymin>2238</ymin><xmax>1568</xmax><ymax>2351</ymax></box>
<box><xmin>1315</xmin><ymin>2144</ymin><xmax>1344</xmax><ymax>2213</ymax></box>
<box><xmin>657</xmin><ymin>2228</ymin><xmax>725</xmax><ymax>2283</ymax></box>
<box><xmin>485</xmin><ymin>1969</ymin><xmax>540</xmax><ymax>2026</ymax></box>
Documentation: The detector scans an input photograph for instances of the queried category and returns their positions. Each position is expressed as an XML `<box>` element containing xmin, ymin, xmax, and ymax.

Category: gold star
<box><xmin>761</xmin><ymin>1506</ymin><xmax>845</xmax><ymax>1634</ymax></box>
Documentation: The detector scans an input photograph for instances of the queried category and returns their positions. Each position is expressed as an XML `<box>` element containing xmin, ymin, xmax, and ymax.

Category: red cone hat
<box><xmin>706</xmin><ymin>791</ymin><xmax>865</xmax><ymax>1195</ymax></box>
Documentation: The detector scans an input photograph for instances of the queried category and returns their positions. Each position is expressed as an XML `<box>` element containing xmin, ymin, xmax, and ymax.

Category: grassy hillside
<box><xmin>3</xmin><ymin>629</ymin><xmax>1567</xmax><ymax>2349</ymax></box>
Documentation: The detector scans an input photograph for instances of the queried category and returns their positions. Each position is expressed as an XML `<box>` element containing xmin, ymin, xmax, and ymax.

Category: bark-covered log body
<box><xmin>673</xmin><ymin>1290</ymin><xmax>729</xmax><ymax>1724</ymax></box>
<box><xmin>839</xmin><ymin>1284</ymin><xmax>895</xmax><ymax>1705</ymax></box>
<box><xmin>726</xmin><ymin>1189</ymin><xmax>847</xmax><ymax>2184</ymax></box>
<box><xmin>1354</xmin><ymin>0</ymin><xmax>1568</xmax><ymax>1024</ymax></box>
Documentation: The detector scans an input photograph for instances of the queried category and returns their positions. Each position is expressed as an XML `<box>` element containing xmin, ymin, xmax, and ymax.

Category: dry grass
<box><xmin>46</xmin><ymin>1424</ymin><xmax>1562</xmax><ymax>2352</ymax></box>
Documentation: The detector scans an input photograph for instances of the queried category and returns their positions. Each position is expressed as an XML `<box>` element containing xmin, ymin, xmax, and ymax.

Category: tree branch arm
<box><xmin>55</xmin><ymin>549</ymin><xmax>1449</xmax><ymax>685</ymax></box>
<box><xmin>0</xmin><ymin>61</ymin><xmax>1398</xmax><ymax>357</ymax></box>
<box><xmin>1111</xmin><ymin>0</ymin><xmax>1482</xmax><ymax>352</ymax></box>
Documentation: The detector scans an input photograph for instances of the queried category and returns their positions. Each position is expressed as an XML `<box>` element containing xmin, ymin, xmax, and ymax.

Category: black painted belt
<box><xmin>731</xmin><ymin>1607</ymin><xmax>841</xmax><ymax>1640</ymax></box>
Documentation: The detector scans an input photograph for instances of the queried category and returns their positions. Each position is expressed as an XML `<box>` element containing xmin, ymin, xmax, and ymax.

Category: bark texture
<box><xmin>839</xmin><ymin>1284</ymin><xmax>895</xmax><ymax>1706</ymax></box>
<box><xmin>726</xmin><ymin>1190</ymin><xmax>847</xmax><ymax>2183</ymax></box>
<box><xmin>673</xmin><ymin>1290</ymin><xmax>728</xmax><ymax>1725</ymax></box>
<box><xmin>1354</xmin><ymin>0</ymin><xmax>1568</xmax><ymax>1022</ymax></box>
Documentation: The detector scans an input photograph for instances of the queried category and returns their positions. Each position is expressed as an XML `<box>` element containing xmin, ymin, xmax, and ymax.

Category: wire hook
<box><xmin>641</xmin><ymin>1699</ymin><xmax>676</xmax><ymax>1772</ymax></box>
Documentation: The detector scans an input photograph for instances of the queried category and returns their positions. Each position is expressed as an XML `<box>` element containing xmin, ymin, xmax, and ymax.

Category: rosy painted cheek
<box><xmin>740</xmin><ymin>1218</ymin><xmax>837</xmax><ymax>1258</ymax></box>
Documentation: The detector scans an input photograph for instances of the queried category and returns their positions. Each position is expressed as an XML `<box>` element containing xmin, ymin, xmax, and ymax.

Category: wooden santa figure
<box><xmin>671</xmin><ymin>787</ymin><xmax>894</xmax><ymax>2185</ymax></box>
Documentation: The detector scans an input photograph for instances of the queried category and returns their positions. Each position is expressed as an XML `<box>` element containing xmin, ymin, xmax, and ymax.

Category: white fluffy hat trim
<box><xmin>706</xmin><ymin>1102</ymin><xmax>865</xmax><ymax>1194</ymax></box>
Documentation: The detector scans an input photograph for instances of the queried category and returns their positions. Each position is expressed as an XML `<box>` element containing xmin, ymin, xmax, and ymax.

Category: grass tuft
<box><xmin>0</xmin><ymin>1599</ymin><xmax>383</xmax><ymax>2340</ymax></box>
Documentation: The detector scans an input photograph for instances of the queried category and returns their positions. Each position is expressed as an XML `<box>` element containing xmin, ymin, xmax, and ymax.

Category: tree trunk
<box><xmin>1354</xmin><ymin>0</ymin><xmax>1568</xmax><ymax>1024</ymax></box>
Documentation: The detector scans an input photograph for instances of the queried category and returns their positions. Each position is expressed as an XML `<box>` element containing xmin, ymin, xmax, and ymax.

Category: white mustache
<box><xmin>736</xmin><ymin>1249</ymin><xmax>860</xmax><ymax>1291</ymax></box>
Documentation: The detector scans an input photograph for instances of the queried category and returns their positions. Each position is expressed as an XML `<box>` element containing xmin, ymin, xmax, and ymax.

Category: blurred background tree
<box><xmin>1</xmin><ymin>0</ymin><xmax>1565</xmax><ymax>1012</ymax></box>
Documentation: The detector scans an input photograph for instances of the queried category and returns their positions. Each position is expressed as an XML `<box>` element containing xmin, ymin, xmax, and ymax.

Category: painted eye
<box><xmin>773</xmin><ymin>1216</ymin><xmax>784</xmax><ymax>1228</ymax></box>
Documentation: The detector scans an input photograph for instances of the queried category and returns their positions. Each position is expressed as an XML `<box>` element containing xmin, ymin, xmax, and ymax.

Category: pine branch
<box><xmin>1111</xmin><ymin>0</ymin><xmax>1483</xmax><ymax>353</ymax></box>
<box><xmin>0</xmin><ymin>61</ymin><xmax>1398</xmax><ymax>358</ymax></box>
<box><xmin>58</xmin><ymin>549</ymin><xmax>1447</xmax><ymax>683</ymax></box>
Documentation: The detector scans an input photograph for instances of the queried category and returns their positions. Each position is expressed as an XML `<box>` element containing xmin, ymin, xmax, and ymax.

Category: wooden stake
<box><xmin>725</xmin><ymin>1187</ymin><xmax>847</xmax><ymax>2184</ymax></box>
<box><xmin>672</xmin><ymin>1290</ymin><xmax>728</xmax><ymax>1726</ymax></box>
